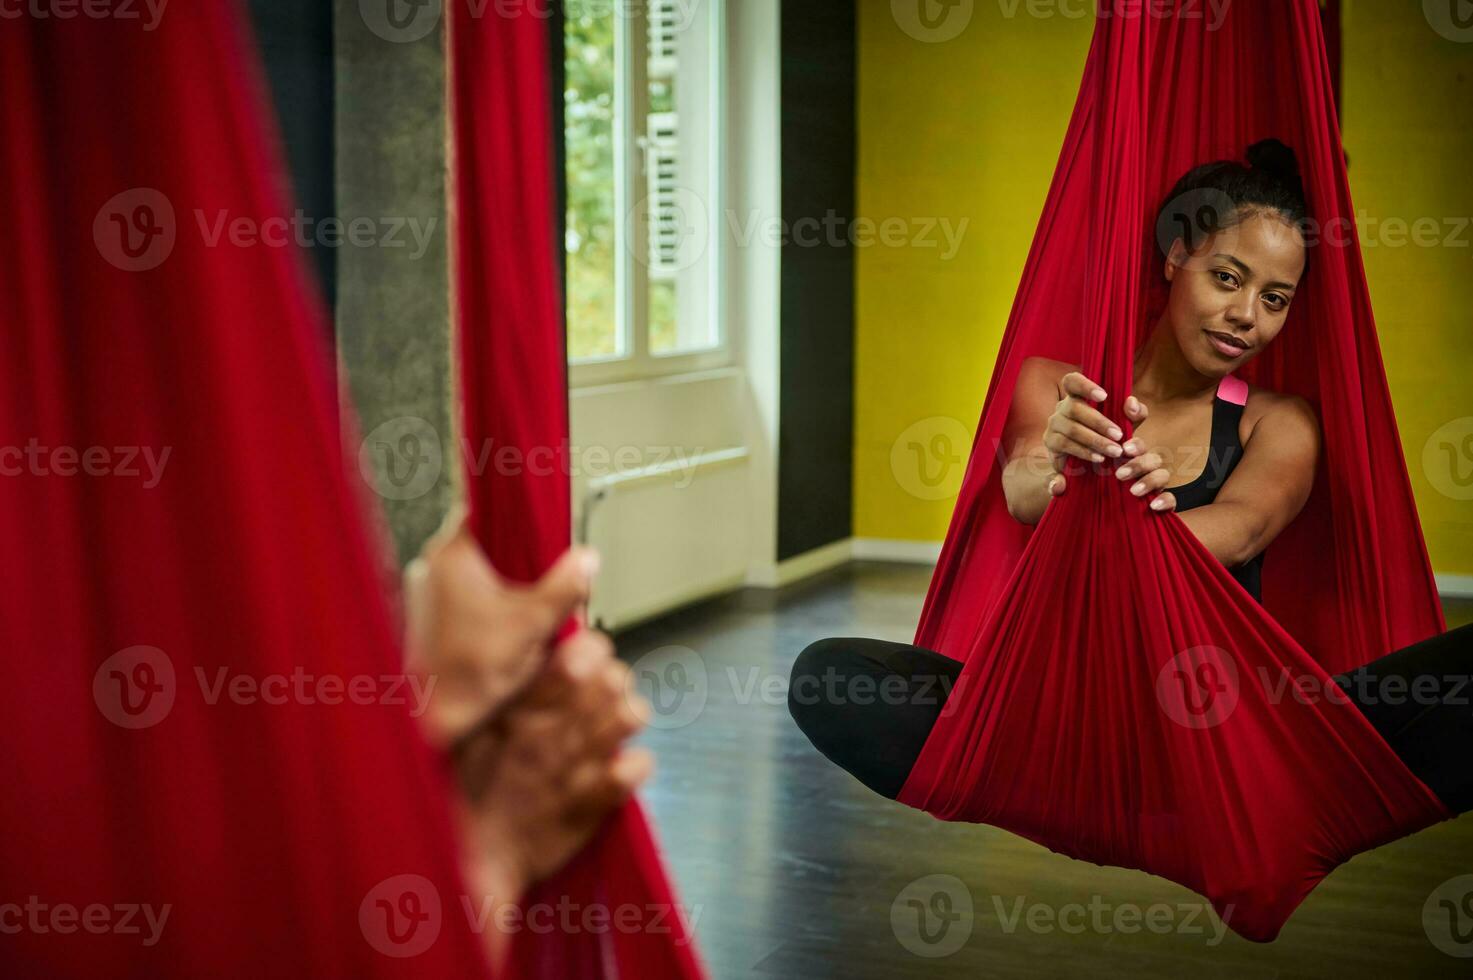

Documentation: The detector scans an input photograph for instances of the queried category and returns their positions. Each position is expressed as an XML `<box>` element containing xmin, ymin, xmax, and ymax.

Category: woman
<box><xmin>789</xmin><ymin>139</ymin><xmax>1473</xmax><ymax>816</ymax></box>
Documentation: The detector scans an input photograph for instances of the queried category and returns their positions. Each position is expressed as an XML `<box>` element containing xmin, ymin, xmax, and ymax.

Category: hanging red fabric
<box><xmin>0</xmin><ymin>5</ymin><xmax>495</xmax><ymax>977</ymax></box>
<box><xmin>447</xmin><ymin>4</ymin><xmax>707</xmax><ymax>977</ymax></box>
<box><xmin>899</xmin><ymin>0</ymin><xmax>1450</xmax><ymax>942</ymax></box>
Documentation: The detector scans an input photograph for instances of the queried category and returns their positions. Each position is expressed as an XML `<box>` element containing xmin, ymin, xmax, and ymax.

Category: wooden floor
<box><xmin>620</xmin><ymin>562</ymin><xmax>1473</xmax><ymax>979</ymax></box>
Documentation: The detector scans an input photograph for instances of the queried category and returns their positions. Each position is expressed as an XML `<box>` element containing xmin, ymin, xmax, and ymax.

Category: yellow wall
<box><xmin>854</xmin><ymin>2</ymin><xmax>1473</xmax><ymax>577</ymax></box>
<box><xmin>853</xmin><ymin>3</ymin><xmax>1091</xmax><ymax>542</ymax></box>
<box><xmin>1342</xmin><ymin>0</ymin><xmax>1473</xmax><ymax>576</ymax></box>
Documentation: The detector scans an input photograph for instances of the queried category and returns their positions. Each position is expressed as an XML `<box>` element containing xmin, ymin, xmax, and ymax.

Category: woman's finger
<box><xmin>526</xmin><ymin>548</ymin><xmax>599</xmax><ymax>638</ymax></box>
<box><xmin>1115</xmin><ymin>451</ymin><xmax>1163</xmax><ymax>481</ymax></box>
<box><xmin>1060</xmin><ymin>399</ymin><xmax>1125</xmax><ymax>444</ymax></box>
<box><xmin>1044</xmin><ymin>433</ymin><xmax>1106</xmax><ymax>465</ymax></box>
<box><xmin>1049</xmin><ymin>418</ymin><xmax>1123</xmax><ymax>459</ymax></box>
<box><xmin>1149</xmin><ymin>491</ymin><xmax>1177</xmax><ymax>513</ymax></box>
<box><xmin>1060</xmin><ymin>372</ymin><xmax>1107</xmax><ymax>403</ymax></box>
<box><xmin>1128</xmin><ymin>468</ymin><xmax>1172</xmax><ymax>496</ymax></box>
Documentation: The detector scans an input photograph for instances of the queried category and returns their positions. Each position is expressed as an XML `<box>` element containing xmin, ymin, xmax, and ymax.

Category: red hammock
<box><xmin>448</xmin><ymin>4</ymin><xmax>706</xmax><ymax>977</ymax></box>
<box><xmin>0</xmin><ymin>2</ymin><xmax>702</xmax><ymax>977</ymax></box>
<box><xmin>898</xmin><ymin>0</ymin><xmax>1450</xmax><ymax>942</ymax></box>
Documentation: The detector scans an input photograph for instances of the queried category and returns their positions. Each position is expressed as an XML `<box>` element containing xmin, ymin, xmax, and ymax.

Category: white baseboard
<box><xmin>850</xmin><ymin>538</ymin><xmax>944</xmax><ymax>565</ymax></box>
<box><xmin>748</xmin><ymin>538</ymin><xmax>853</xmax><ymax>589</ymax></box>
<box><xmin>1437</xmin><ymin>574</ymin><xmax>1473</xmax><ymax>599</ymax></box>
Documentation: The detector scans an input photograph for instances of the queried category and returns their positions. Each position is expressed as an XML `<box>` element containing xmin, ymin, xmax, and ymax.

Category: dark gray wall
<box><xmin>778</xmin><ymin>0</ymin><xmax>857</xmax><ymax>561</ymax></box>
<box><xmin>333</xmin><ymin>0</ymin><xmax>455</xmax><ymax>567</ymax></box>
<box><xmin>248</xmin><ymin>0</ymin><xmax>336</xmax><ymax>311</ymax></box>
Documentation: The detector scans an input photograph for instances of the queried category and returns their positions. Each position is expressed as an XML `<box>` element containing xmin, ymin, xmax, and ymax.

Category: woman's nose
<box><xmin>1224</xmin><ymin>299</ymin><xmax>1257</xmax><ymax>328</ymax></box>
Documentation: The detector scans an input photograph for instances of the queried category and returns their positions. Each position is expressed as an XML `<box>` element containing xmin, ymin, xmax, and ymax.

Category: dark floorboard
<box><xmin>620</xmin><ymin>562</ymin><xmax>1473</xmax><ymax>979</ymax></box>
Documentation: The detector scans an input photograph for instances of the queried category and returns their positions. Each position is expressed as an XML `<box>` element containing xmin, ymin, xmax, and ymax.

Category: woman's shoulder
<box><xmin>1238</xmin><ymin>381</ymin><xmax>1321</xmax><ymax>450</ymax></box>
<box><xmin>1017</xmin><ymin>355</ymin><xmax>1081</xmax><ymax>390</ymax></box>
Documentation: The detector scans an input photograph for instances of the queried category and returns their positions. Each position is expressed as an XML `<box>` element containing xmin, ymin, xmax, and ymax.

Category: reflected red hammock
<box><xmin>0</xmin><ymin>4</ymin><xmax>492</xmax><ymax>977</ymax></box>
<box><xmin>0</xmin><ymin>2</ymin><xmax>702</xmax><ymax>977</ymax></box>
<box><xmin>448</xmin><ymin>3</ymin><xmax>706</xmax><ymax>977</ymax></box>
<box><xmin>898</xmin><ymin>0</ymin><xmax>1450</xmax><ymax>943</ymax></box>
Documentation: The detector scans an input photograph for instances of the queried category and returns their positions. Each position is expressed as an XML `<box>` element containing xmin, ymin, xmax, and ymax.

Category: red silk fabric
<box><xmin>448</xmin><ymin>5</ymin><xmax>707</xmax><ymax>977</ymax></box>
<box><xmin>0</xmin><ymin>5</ymin><xmax>492</xmax><ymax>977</ymax></box>
<box><xmin>899</xmin><ymin>0</ymin><xmax>1450</xmax><ymax>942</ymax></box>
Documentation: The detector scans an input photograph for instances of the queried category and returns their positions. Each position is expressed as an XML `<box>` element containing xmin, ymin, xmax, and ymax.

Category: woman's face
<box><xmin>1163</xmin><ymin>211</ymin><xmax>1306</xmax><ymax>376</ymax></box>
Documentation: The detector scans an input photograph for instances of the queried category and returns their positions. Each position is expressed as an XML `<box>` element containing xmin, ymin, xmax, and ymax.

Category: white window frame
<box><xmin>569</xmin><ymin>0</ymin><xmax>730</xmax><ymax>388</ymax></box>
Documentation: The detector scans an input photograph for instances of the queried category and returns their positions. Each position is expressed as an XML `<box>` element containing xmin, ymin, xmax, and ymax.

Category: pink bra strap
<box><xmin>1217</xmin><ymin>374</ymin><xmax>1248</xmax><ymax>406</ymax></box>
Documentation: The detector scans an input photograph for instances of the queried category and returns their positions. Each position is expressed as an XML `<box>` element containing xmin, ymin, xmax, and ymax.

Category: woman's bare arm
<box><xmin>1174</xmin><ymin>395</ymin><xmax>1320</xmax><ymax>566</ymax></box>
<box><xmin>1002</xmin><ymin>357</ymin><xmax>1124</xmax><ymax>525</ymax></box>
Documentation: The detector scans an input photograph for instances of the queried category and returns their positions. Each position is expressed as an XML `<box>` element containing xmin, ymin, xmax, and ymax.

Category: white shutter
<box><xmin>647</xmin><ymin>0</ymin><xmax>680</xmax><ymax>78</ymax></box>
<box><xmin>644</xmin><ymin>0</ymin><xmax>682</xmax><ymax>281</ymax></box>
<box><xmin>644</xmin><ymin>111</ymin><xmax>681</xmax><ymax>281</ymax></box>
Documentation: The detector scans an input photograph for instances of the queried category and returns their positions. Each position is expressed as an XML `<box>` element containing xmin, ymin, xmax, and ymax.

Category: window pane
<box><xmin>565</xmin><ymin>4</ymin><xmax>620</xmax><ymax>361</ymax></box>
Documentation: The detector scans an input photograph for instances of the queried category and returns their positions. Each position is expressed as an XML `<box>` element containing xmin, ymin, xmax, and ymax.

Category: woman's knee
<box><xmin>787</xmin><ymin>637</ymin><xmax>853</xmax><ymax>730</ymax></box>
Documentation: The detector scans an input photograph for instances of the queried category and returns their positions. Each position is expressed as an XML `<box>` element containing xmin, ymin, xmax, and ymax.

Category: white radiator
<box><xmin>579</xmin><ymin>447</ymin><xmax>752</xmax><ymax>631</ymax></box>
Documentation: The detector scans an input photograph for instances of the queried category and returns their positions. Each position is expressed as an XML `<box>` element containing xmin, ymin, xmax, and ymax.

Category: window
<box><xmin>564</xmin><ymin>0</ymin><xmax>727</xmax><ymax>382</ymax></box>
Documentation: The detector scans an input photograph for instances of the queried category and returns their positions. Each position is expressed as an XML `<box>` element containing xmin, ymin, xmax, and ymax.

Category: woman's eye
<box><xmin>1264</xmin><ymin>294</ymin><xmax>1286</xmax><ymax>309</ymax></box>
<box><xmin>1215</xmin><ymin>271</ymin><xmax>1237</xmax><ymax>286</ymax></box>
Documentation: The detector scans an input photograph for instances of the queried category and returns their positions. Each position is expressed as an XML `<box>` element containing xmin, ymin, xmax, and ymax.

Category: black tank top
<box><xmin>1164</xmin><ymin>374</ymin><xmax>1264</xmax><ymax>602</ymax></box>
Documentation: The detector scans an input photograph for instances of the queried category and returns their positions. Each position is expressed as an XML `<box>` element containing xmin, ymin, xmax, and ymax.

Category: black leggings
<box><xmin>788</xmin><ymin>624</ymin><xmax>1473</xmax><ymax>813</ymax></box>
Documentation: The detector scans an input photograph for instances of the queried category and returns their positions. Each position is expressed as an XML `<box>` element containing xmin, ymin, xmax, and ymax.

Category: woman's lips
<box><xmin>1206</xmin><ymin>331</ymin><xmax>1248</xmax><ymax>358</ymax></box>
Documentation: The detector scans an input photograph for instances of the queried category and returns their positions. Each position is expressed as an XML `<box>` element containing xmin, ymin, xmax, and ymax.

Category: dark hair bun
<box><xmin>1246</xmin><ymin>138</ymin><xmax>1301</xmax><ymax>183</ymax></box>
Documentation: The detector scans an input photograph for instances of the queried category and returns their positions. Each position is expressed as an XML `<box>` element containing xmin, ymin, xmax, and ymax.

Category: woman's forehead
<box><xmin>1203</xmin><ymin>216</ymin><xmax>1306</xmax><ymax>282</ymax></box>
